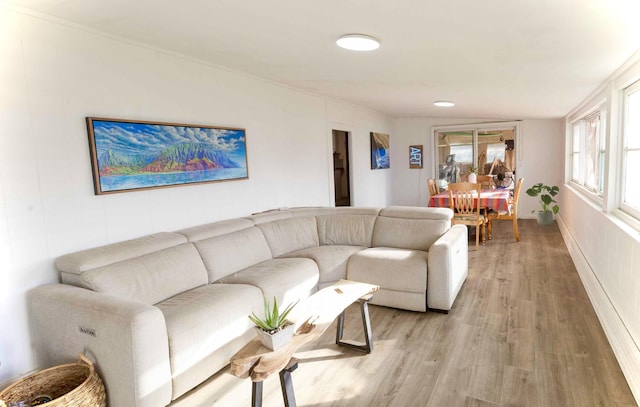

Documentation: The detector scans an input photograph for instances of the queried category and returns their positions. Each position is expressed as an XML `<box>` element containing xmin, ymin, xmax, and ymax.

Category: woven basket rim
<box><xmin>0</xmin><ymin>354</ymin><xmax>101</xmax><ymax>405</ymax></box>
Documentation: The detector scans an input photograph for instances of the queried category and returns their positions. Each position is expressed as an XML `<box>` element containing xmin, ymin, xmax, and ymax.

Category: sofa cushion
<box><xmin>281</xmin><ymin>245</ymin><xmax>366</xmax><ymax>284</ymax></box>
<box><xmin>194</xmin><ymin>227</ymin><xmax>273</xmax><ymax>282</ymax></box>
<box><xmin>347</xmin><ymin>247</ymin><xmax>428</xmax><ymax>293</ymax></box>
<box><xmin>317</xmin><ymin>214</ymin><xmax>377</xmax><ymax>246</ymax></box>
<box><xmin>372</xmin><ymin>206</ymin><xmax>452</xmax><ymax>250</ymax></box>
<box><xmin>257</xmin><ymin>216</ymin><xmax>319</xmax><ymax>257</ymax></box>
<box><xmin>217</xmin><ymin>258</ymin><xmax>319</xmax><ymax>307</ymax></box>
<box><xmin>156</xmin><ymin>283</ymin><xmax>263</xmax><ymax>398</ymax></box>
<box><xmin>76</xmin><ymin>243</ymin><xmax>208</xmax><ymax>305</ymax></box>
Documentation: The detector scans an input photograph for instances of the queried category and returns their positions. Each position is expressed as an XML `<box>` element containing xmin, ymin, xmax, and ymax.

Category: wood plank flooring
<box><xmin>173</xmin><ymin>219</ymin><xmax>637</xmax><ymax>407</ymax></box>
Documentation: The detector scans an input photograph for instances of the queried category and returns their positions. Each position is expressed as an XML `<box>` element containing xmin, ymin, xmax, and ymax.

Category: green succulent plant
<box><xmin>249</xmin><ymin>296</ymin><xmax>299</xmax><ymax>333</ymax></box>
<box><xmin>526</xmin><ymin>183</ymin><xmax>559</xmax><ymax>214</ymax></box>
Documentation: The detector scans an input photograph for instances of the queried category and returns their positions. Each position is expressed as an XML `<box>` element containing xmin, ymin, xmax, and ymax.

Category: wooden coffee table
<box><xmin>230</xmin><ymin>279</ymin><xmax>379</xmax><ymax>407</ymax></box>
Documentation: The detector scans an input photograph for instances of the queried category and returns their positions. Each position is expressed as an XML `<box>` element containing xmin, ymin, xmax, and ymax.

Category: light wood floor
<box><xmin>174</xmin><ymin>220</ymin><xmax>637</xmax><ymax>407</ymax></box>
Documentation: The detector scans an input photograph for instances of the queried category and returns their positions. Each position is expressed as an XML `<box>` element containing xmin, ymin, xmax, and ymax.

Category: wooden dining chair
<box><xmin>427</xmin><ymin>178</ymin><xmax>439</xmax><ymax>197</ymax></box>
<box><xmin>488</xmin><ymin>177</ymin><xmax>524</xmax><ymax>242</ymax></box>
<box><xmin>476</xmin><ymin>175</ymin><xmax>494</xmax><ymax>190</ymax></box>
<box><xmin>448</xmin><ymin>182</ymin><xmax>487</xmax><ymax>249</ymax></box>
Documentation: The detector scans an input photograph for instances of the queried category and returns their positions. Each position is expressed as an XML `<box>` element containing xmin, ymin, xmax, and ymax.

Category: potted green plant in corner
<box><xmin>249</xmin><ymin>296</ymin><xmax>299</xmax><ymax>351</ymax></box>
<box><xmin>525</xmin><ymin>182</ymin><xmax>559</xmax><ymax>225</ymax></box>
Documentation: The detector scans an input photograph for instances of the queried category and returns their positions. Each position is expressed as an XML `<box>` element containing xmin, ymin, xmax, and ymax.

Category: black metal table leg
<box><xmin>336</xmin><ymin>295</ymin><xmax>374</xmax><ymax>353</ymax></box>
<box><xmin>251</xmin><ymin>381</ymin><xmax>263</xmax><ymax>407</ymax></box>
<box><xmin>279</xmin><ymin>358</ymin><xmax>299</xmax><ymax>407</ymax></box>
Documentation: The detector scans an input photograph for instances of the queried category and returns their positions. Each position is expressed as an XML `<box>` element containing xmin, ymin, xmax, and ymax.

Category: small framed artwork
<box><xmin>370</xmin><ymin>132</ymin><xmax>390</xmax><ymax>169</ymax></box>
<box><xmin>86</xmin><ymin>117</ymin><xmax>248</xmax><ymax>195</ymax></box>
<box><xmin>409</xmin><ymin>145</ymin><xmax>423</xmax><ymax>169</ymax></box>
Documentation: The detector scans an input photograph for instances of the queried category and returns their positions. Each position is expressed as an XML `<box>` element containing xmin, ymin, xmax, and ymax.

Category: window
<box><xmin>486</xmin><ymin>143</ymin><xmax>506</xmax><ymax>163</ymax></box>
<box><xmin>434</xmin><ymin>123</ymin><xmax>517</xmax><ymax>188</ymax></box>
<box><xmin>449</xmin><ymin>144</ymin><xmax>473</xmax><ymax>164</ymax></box>
<box><xmin>621</xmin><ymin>80</ymin><xmax>640</xmax><ymax>218</ymax></box>
<box><xmin>571</xmin><ymin>122</ymin><xmax>581</xmax><ymax>182</ymax></box>
<box><xmin>570</xmin><ymin>109</ymin><xmax>605</xmax><ymax>195</ymax></box>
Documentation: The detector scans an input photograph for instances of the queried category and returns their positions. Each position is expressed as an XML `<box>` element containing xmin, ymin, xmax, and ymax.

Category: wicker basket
<box><xmin>0</xmin><ymin>354</ymin><xmax>106</xmax><ymax>407</ymax></box>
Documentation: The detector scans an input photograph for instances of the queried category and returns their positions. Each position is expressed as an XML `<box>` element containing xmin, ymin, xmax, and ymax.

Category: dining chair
<box><xmin>448</xmin><ymin>182</ymin><xmax>487</xmax><ymax>249</ymax></box>
<box><xmin>427</xmin><ymin>178</ymin><xmax>439</xmax><ymax>197</ymax></box>
<box><xmin>476</xmin><ymin>175</ymin><xmax>494</xmax><ymax>189</ymax></box>
<box><xmin>488</xmin><ymin>177</ymin><xmax>524</xmax><ymax>242</ymax></box>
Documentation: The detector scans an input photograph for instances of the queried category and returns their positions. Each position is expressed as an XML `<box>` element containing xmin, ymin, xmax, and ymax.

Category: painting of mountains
<box><xmin>87</xmin><ymin>118</ymin><xmax>248</xmax><ymax>194</ymax></box>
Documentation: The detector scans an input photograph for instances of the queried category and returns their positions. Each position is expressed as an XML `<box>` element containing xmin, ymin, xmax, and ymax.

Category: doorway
<box><xmin>332</xmin><ymin>130</ymin><xmax>351</xmax><ymax>206</ymax></box>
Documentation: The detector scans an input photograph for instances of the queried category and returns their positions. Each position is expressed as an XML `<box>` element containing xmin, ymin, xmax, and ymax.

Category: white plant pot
<box><xmin>254</xmin><ymin>324</ymin><xmax>295</xmax><ymax>351</ymax></box>
<box><xmin>468</xmin><ymin>172</ymin><xmax>477</xmax><ymax>183</ymax></box>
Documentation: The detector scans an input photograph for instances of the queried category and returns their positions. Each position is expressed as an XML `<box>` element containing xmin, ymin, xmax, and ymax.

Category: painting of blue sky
<box><xmin>87</xmin><ymin>118</ymin><xmax>248</xmax><ymax>194</ymax></box>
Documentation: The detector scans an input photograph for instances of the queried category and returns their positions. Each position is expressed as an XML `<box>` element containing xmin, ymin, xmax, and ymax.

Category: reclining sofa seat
<box><xmin>33</xmin><ymin>231</ymin><xmax>267</xmax><ymax>407</ymax></box>
<box><xmin>348</xmin><ymin>206</ymin><xmax>467</xmax><ymax>312</ymax></box>
<box><xmin>28</xmin><ymin>205</ymin><xmax>468</xmax><ymax>407</ymax></box>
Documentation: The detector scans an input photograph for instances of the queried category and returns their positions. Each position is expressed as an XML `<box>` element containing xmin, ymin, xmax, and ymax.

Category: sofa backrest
<box><xmin>288</xmin><ymin>206</ymin><xmax>381</xmax><ymax>217</ymax></box>
<box><xmin>55</xmin><ymin>232</ymin><xmax>208</xmax><ymax>305</ymax></box>
<box><xmin>316</xmin><ymin>214</ymin><xmax>378</xmax><ymax>246</ymax></box>
<box><xmin>177</xmin><ymin>218</ymin><xmax>254</xmax><ymax>241</ymax></box>
<box><xmin>193</xmin><ymin>226</ymin><xmax>273</xmax><ymax>282</ymax></box>
<box><xmin>372</xmin><ymin>206</ymin><xmax>453</xmax><ymax>251</ymax></box>
<box><xmin>257</xmin><ymin>216</ymin><xmax>319</xmax><ymax>257</ymax></box>
<box><xmin>245</xmin><ymin>210</ymin><xmax>293</xmax><ymax>225</ymax></box>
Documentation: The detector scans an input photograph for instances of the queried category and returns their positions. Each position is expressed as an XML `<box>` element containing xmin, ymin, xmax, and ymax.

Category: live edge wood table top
<box><xmin>230</xmin><ymin>279</ymin><xmax>379</xmax><ymax>382</ymax></box>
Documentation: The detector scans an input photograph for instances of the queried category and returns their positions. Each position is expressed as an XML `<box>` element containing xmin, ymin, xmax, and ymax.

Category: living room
<box><xmin>1</xmin><ymin>1</ymin><xmax>640</xmax><ymax>406</ymax></box>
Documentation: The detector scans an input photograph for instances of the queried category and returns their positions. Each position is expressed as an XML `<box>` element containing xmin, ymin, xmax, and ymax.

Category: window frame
<box><xmin>568</xmin><ymin>104</ymin><xmax>606</xmax><ymax>201</ymax></box>
<box><xmin>570</xmin><ymin>121</ymin><xmax>581</xmax><ymax>183</ymax></box>
<box><xmin>432</xmin><ymin>121</ymin><xmax>520</xmax><ymax>188</ymax></box>
<box><xmin>620</xmin><ymin>79</ymin><xmax>640</xmax><ymax>220</ymax></box>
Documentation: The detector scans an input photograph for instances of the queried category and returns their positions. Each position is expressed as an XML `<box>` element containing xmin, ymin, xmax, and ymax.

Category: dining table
<box><xmin>429</xmin><ymin>188</ymin><xmax>511</xmax><ymax>244</ymax></box>
<box><xmin>428</xmin><ymin>188</ymin><xmax>511</xmax><ymax>214</ymax></box>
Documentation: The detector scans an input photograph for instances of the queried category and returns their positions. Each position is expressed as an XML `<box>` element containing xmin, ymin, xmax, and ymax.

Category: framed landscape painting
<box><xmin>86</xmin><ymin>117</ymin><xmax>248</xmax><ymax>195</ymax></box>
<box><xmin>370</xmin><ymin>132</ymin><xmax>390</xmax><ymax>169</ymax></box>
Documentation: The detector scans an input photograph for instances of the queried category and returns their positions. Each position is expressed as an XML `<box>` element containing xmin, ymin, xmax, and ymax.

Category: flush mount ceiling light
<box><xmin>433</xmin><ymin>101</ymin><xmax>455</xmax><ymax>107</ymax></box>
<box><xmin>336</xmin><ymin>34</ymin><xmax>380</xmax><ymax>51</ymax></box>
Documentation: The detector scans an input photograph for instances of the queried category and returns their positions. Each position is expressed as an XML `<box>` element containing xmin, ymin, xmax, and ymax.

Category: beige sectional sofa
<box><xmin>29</xmin><ymin>206</ymin><xmax>468</xmax><ymax>407</ymax></box>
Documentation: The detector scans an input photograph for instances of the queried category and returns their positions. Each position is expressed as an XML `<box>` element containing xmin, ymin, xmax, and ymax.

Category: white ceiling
<box><xmin>5</xmin><ymin>0</ymin><xmax>640</xmax><ymax>119</ymax></box>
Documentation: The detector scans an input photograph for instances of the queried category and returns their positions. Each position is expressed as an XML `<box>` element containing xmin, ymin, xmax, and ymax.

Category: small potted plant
<box><xmin>249</xmin><ymin>296</ymin><xmax>299</xmax><ymax>351</ymax></box>
<box><xmin>525</xmin><ymin>182</ymin><xmax>559</xmax><ymax>225</ymax></box>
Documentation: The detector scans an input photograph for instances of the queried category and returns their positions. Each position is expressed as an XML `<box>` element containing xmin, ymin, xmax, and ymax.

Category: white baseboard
<box><xmin>557</xmin><ymin>216</ymin><xmax>640</xmax><ymax>404</ymax></box>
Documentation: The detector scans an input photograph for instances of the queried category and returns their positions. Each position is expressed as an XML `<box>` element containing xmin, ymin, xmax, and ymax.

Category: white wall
<box><xmin>0</xmin><ymin>9</ymin><xmax>392</xmax><ymax>384</ymax></box>
<box><xmin>558</xmin><ymin>52</ymin><xmax>640</xmax><ymax>402</ymax></box>
<box><xmin>390</xmin><ymin>118</ymin><xmax>565</xmax><ymax>212</ymax></box>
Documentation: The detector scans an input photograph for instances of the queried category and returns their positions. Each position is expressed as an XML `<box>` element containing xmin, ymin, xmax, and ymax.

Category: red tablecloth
<box><xmin>428</xmin><ymin>189</ymin><xmax>510</xmax><ymax>213</ymax></box>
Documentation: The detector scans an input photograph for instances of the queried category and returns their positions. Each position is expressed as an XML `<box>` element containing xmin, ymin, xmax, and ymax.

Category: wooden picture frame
<box><xmin>86</xmin><ymin>117</ymin><xmax>248</xmax><ymax>195</ymax></box>
<box><xmin>409</xmin><ymin>145</ymin><xmax>423</xmax><ymax>169</ymax></box>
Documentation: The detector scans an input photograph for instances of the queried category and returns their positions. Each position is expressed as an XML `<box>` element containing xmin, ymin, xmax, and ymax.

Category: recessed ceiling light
<box><xmin>434</xmin><ymin>101</ymin><xmax>455</xmax><ymax>107</ymax></box>
<box><xmin>336</xmin><ymin>34</ymin><xmax>380</xmax><ymax>51</ymax></box>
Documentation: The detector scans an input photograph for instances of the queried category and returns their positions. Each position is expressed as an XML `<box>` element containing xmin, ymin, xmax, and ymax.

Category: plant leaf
<box><xmin>249</xmin><ymin>296</ymin><xmax>299</xmax><ymax>331</ymax></box>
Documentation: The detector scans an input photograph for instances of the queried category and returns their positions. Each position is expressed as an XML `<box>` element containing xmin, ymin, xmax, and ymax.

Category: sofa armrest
<box><xmin>28</xmin><ymin>284</ymin><xmax>172</xmax><ymax>407</ymax></box>
<box><xmin>427</xmin><ymin>224</ymin><xmax>469</xmax><ymax>311</ymax></box>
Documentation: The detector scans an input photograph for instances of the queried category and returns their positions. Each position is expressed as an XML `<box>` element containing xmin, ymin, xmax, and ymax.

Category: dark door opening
<box><xmin>332</xmin><ymin>130</ymin><xmax>351</xmax><ymax>206</ymax></box>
